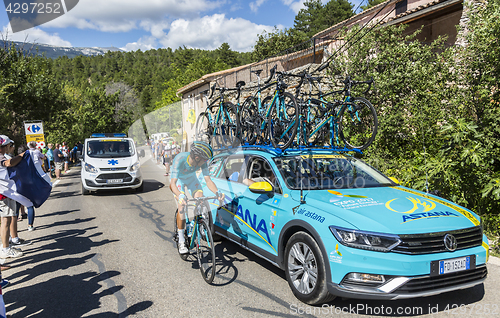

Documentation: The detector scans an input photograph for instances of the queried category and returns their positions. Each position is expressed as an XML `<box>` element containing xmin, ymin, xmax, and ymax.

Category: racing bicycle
<box><xmin>293</xmin><ymin>63</ymin><xmax>378</xmax><ymax>150</ymax></box>
<box><xmin>173</xmin><ymin>196</ymin><xmax>218</xmax><ymax>284</ymax></box>
<box><xmin>195</xmin><ymin>82</ymin><xmax>242</xmax><ymax>148</ymax></box>
<box><xmin>239</xmin><ymin>65</ymin><xmax>299</xmax><ymax>150</ymax></box>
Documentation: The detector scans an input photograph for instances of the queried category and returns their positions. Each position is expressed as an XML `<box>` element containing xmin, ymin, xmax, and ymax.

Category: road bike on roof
<box><xmin>173</xmin><ymin>196</ymin><xmax>218</xmax><ymax>284</ymax></box>
<box><xmin>239</xmin><ymin>65</ymin><xmax>299</xmax><ymax>150</ymax></box>
<box><xmin>195</xmin><ymin>82</ymin><xmax>242</xmax><ymax>148</ymax></box>
<box><xmin>293</xmin><ymin>62</ymin><xmax>378</xmax><ymax>150</ymax></box>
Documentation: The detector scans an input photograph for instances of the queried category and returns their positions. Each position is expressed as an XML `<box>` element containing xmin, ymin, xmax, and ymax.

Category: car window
<box><xmin>274</xmin><ymin>154</ymin><xmax>394</xmax><ymax>190</ymax></box>
<box><xmin>245</xmin><ymin>156</ymin><xmax>282</xmax><ymax>194</ymax></box>
<box><xmin>209</xmin><ymin>156</ymin><xmax>225</xmax><ymax>177</ymax></box>
<box><xmin>87</xmin><ymin>139</ymin><xmax>134</xmax><ymax>158</ymax></box>
<box><xmin>221</xmin><ymin>156</ymin><xmax>246</xmax><ymax>182</ymax></box>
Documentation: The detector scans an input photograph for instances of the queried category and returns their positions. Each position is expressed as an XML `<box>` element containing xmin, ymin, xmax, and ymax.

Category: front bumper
<box><xmin>82</xmin><ymin>170</ymin><xmax>142</xmax><ymax>190</ymax></box>
<box><xmin>323</xmin><ymin>234</ymin><xmax>489</xmax><ymax>299</ymax></box>
<box><xmin>327</xmin><ymin>265</ymin><xmax>487</xmax><ymax>300</ymax></box>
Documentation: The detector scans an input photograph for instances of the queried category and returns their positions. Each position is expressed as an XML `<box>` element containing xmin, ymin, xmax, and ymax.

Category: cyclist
<box><xmin>169</xmin><ymin>141</ymin><xmax>224</xmax><ymax>254</ymax></box>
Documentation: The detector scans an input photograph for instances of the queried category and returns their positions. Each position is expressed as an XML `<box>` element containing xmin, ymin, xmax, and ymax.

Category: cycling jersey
<box><xmin>171</xmin><ymin>152</ymin><xmax>209</xmax><ymax>196</ymax></box>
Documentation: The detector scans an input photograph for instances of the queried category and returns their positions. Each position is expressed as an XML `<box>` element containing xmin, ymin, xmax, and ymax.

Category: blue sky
<box><xmin>0</xmin><ymin>0</ymin><xmax>365</xmax><ymax>52</ymax></box>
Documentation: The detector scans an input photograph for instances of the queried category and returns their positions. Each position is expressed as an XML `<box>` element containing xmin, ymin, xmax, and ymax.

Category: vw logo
<box><xmin>444</xmin><ymin>234</ymin><xmax>458</xmax><ymax>251</ymax></box>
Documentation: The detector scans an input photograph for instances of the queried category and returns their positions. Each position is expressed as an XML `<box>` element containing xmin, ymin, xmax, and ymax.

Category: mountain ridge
<box><xmin>0</xmin><ymin>40</ymin><xmax>124</xmax><ymax>59</ymax></box>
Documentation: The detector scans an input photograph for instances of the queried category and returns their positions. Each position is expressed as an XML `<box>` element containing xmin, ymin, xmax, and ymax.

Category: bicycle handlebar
<box><xmin>344</xmin><ymin>76</ymin><xmax>374</xmax><ymax>94</ymax></box>
<box><xmin>208</xmin><ymin>83</ymin><xmax>216</xmax><ymax>99</ymax></box>
<box><xmin>264</xmin><ymin>65</ymin><xmax>277</xmax><ymax>84</ymax></box>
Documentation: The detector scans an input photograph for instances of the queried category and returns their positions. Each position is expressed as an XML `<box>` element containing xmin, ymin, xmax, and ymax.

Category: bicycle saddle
<box><xmin>236</xmin><ymin>81</ymin><xmax>246</xmax><ymax>89</ymax></box>
<box><xmin>251</xmin><ymin>69</ymin><xmax>263</xmax><ymax>76</ymax></box>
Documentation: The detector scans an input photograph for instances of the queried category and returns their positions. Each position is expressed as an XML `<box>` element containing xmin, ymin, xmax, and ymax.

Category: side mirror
<box><xmin>139</xmin><ymin>149</ymin><xmax>145</xmax><ymax>158</ymax></box>
<box><xmin>388</xmin><ymin>177</ymin><xmax>400</xmax><ymax>184</ymax></box>
<box><xmin>249</xmin><ymin>181</ymin><xmax>274</xmax><ymax>194</ymax></box>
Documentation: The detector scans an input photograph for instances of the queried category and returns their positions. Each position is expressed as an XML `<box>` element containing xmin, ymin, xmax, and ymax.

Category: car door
<box><xmin>210</xmin><ymin>155</ymin><xmax>250</xmax><ymax>241</ymax></box>
<box><xmin>236</xmin><ymin>155</ymin><xmax>283</xmax><ymax>256</ymax></box>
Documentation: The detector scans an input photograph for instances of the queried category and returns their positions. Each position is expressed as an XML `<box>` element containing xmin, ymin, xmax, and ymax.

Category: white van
<box><xmin>80</xmin><ymin>134</ymin><xmax>145</xmax><ymax>195</ymax></box>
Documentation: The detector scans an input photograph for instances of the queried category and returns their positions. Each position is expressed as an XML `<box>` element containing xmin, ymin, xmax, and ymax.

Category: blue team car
<box><xmin>201</xmin><ymin>147</ymin><xmax>489</xmax><ymax>305</ymax></box>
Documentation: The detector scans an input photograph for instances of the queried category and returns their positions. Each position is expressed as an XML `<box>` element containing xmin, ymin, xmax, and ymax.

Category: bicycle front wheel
<box><xmin>338</xmin><ymin>97</ymin><xmax>378</xmax><ymax>150</ymax></box>
<box><xmin>269</xmin><ymin>92</ymin><xmax>298</xmax><ymax>150</ymax></box>
<box><xmin>196</xmin><ymin>218</ymin><xmax>216</xmax><ymax>284</ymax></box>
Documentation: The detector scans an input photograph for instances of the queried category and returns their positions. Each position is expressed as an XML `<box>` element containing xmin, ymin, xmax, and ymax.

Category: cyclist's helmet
<box><xmin>190</xmin><ymin>141</ymin><xmax>213</xmax><ymax>161</ymax></box>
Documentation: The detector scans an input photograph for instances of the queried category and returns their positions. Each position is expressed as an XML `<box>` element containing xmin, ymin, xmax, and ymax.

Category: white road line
<box><xmin>52</xmin><ymin>179</ymin><xmax>61</xmax><ymax>186</ymax></box>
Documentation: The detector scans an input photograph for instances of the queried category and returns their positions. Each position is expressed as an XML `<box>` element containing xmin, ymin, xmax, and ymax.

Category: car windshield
<box><xmin>273</xmin><ymin>154</ymin><xmax>394</xmax><ymax>190</ymax></box>
<box><xmin>87</xmin><ymin>140</ymin><xmax>135</xmax><ymax>158</ymax></box>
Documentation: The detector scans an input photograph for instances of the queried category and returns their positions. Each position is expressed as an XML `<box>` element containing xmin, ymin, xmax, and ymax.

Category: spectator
<box><xmin>26</xmin><ymin>141</ymin><xmax>50</xmax><ymax>231</ymax></box>
<box><xmin>61</xmin><ymin>142</ymin><xmax>69</xmax><ymax>172</ymax></box>
<box><xmin>46</xmin><ymin>143</ymin><xmax>54</xmax><ymax>176</ymax></box>
<box><xmin>53</xmin><ymin>143</ymin><xmax>63</xmax><ymax>180</ymax></box>
<box><xmin>16</xmin><ymin>144</ymin><xmax>29</xmax><ymax>222</ymax></box>
<box><xmin>0</xmin><ymin>135</ymin><xmax>31</xmax><ymax>259</ymax></box>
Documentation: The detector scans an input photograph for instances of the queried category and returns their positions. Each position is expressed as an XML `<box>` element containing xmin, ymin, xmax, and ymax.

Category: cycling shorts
<box><xmin>175</xmin><ymin>177</ymin><xmax>203</xmax><ymax>202</ymax></box>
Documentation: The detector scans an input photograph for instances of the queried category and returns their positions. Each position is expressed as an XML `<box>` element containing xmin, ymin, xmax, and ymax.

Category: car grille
<box><xmin>396</xmin><ymin>266</ymin><xmax>487</xmax><ymax>294</ymax></box>
<box><xmin>95</xmin><ymin>173</ymin><xmax>132</xmax><ymax>183</ymax></box>
<box><xmin>100</xmin><ymin>167</ymin><xmax>128</xmax><ymax>171</ymax></box>
<box><xmin>392</xmin><ymin>226</ymin><xmax>482</xmax><ymax>254</ymax></box>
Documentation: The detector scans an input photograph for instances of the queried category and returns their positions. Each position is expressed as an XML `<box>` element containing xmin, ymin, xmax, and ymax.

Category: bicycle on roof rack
<box><xmin>239</xmin><ymin>65</ymin><xmax>299</xmax><ymax>150</ymax></box>
<box><xmin>293</xmin><ymin>61</ymin><xmax>378</xmax><ymax>150</ymax></box>
<box><xmin>195</xmin><ymin>82</ymin><xmax>242</xmax><ymax>148</ymax></box>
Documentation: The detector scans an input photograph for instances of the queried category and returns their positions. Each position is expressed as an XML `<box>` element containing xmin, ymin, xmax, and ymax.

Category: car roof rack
<box><xmin>212</xmin><ymin>144</ymin><xmax>362</xmax><ymax>156</ymax></box>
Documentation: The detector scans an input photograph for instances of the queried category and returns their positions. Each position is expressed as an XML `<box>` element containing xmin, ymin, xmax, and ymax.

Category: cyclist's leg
<box><xmin>174</xmin><ymin>179</ymin><xmax>190</xmax><ymax>253</ymax></box>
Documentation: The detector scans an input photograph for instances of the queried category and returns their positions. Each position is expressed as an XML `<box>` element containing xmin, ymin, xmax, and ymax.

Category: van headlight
<box><xmin>330</xmin><ymin>226</ymin><xmax>401</xmax><ymax>252</ymax></box>
<box><xmin>84</xmin><ymin>163</ymin><xmax>98</xmax><ymax>173</ymax></box>
<box><xmin>130</xmin><ymin>161</ymin><xmax>140</xmax><ymax>172</ymax></box>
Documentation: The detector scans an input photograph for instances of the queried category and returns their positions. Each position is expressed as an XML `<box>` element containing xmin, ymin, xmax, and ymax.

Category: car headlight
<box><xmin>330</xmin><ymin>226</ymin><xmax>401</xmax><ymax>252</ymax></box>
<box><xmin>130</xmin><ymin>161</ymin><xmax>140</xmax><ymax>172</ymax></box>
<box><xmin>84</xmin><ymin>163</ymin><xmax>98</xmax><ymax>173</ymax></box>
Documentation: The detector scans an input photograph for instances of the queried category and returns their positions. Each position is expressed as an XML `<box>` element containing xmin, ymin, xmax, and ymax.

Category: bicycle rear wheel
<box><xmin>269</xmin><ymin>92</ymin><xmax>299</xmax><ymax>150</ymax></box>
<box><xmin>338</xmin><ymin>97</ymin><xmax>378</xmax><ymax>150</ymax></box>
<box><xmin>239</xmin><ymin>97</ymin><xmax>258</xmax><ymax>145</ymax></box>
<box><xmin>216</xmin><ymin>102</ymin><xmax>240</xmax><ymax>148</ymax></box>
<box><xmin>195</xmin><ymin>112</ymin><xmax>215</xmax><ymax>146</ymax></box>
<box><xmin>196</xmin><ymin>218</ymin><xmax>216</xmax><ymax>284</ymax></box>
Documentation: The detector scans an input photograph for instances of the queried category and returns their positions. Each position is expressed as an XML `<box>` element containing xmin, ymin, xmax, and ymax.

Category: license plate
<box><xmin>107</xmin><ymin>179</ymin><xmax>123</xmax><ymax>184</ymax></box>
<box><xmin>439</xmin><ymin>256</ymin><xmax>470</xmax><ymax>275</ymax></box>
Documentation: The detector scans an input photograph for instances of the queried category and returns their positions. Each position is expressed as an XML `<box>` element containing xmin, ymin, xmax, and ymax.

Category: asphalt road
<box><xmin>3</xmin><ymin>156</ymin><xmax>499</xmax><ymax>317</ymax></box>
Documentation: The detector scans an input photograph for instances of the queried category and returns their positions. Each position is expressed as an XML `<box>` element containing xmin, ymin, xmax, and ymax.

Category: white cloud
<box><xmin>43</xmin><ymin>0</ymin><xmax>218</xmax><ymax>32</ymax></box>
<box><xmin>1</xmin><ymin>25</ymin><xmax>72</xmax><ymax>46</ymax></box>
<box><xmin>161</xmin><ymin>14</ymin><xmax>274</xmax><ymax>52</ymax></box>
<box><xmin>121</xmin><ymin>36</ymin><xmax>157</xmax><ymax>52</ymax></box>
<box><xmin>249</xmin><ymin>0</ymin><xmax>267</xmax><ymax>13</ymax></box>
<box><xmin>281</xmin><ymin>0</ymin><xmax>306</xmax><ymax>14</ymax></box>
<box><xmin>122</xmin><ymin>14</ymin><xmax>273</xmax><ymax>52</ymax></box>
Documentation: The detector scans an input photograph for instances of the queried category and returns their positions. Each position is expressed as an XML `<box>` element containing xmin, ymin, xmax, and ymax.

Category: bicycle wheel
<box><xmin>239</xmin><ymin>97</ymin><xmax>258</xmax><ymax>145</ymax></box>
<box><xmin>338</xmin><ymin>97</ymin><xmax>378</xmax><ymax>150</ymax></box>
<box><xmin>195</xmin><ymin>112</ymin><xmax>215</xmax><ymax>146</ymax></box>
<box><xmin>196</xmin><ymin>218</ymin><xmax>216</xmax><ymax>284</ymax></box>
<box><xmin>269</xmin><ymin>92</ymin><xmax>299</xmax><ymax>150</ymax></box>
<box><xmin>174</xmin><ymin>209</ymin><xmax>189</xmax><ymax>261</ymax></box>
<box><xmin>216</xmin><ymin>102</ymin><xmax>240</xmax><ymax>148</ymax></box>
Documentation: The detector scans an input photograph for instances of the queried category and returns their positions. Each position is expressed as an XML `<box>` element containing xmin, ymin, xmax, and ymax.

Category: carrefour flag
<box><xmin>0</xmin><ymin>151</ymin><xmax>52</xmax><ymax>208</ymax></box>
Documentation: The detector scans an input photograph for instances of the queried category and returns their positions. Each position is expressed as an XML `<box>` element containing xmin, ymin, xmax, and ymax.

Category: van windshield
<box><xmin>87</xmin><ymin>139</ymin><xmax>135</xmax><ymax>158</ymax></box>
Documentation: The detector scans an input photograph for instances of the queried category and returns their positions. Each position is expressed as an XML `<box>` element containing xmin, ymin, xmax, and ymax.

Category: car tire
<box><xmin>82</xmin><ymin>183</ymin><xmax>90</xmax><ymax>195</ymax></box>
<box><xmin>284</xmin><ymin>231</ymin><xmax>335</xmax><ymax>305</ymax></box>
